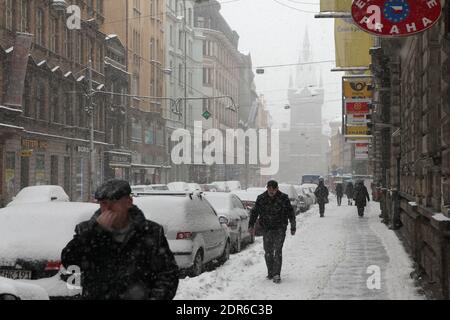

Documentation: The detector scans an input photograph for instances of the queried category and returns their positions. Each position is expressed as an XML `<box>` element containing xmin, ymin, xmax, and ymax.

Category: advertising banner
<box><xmin>345</xmin><ymin>100</ymin><xmax>371</xmax><ymax>115</ymax></box>
<box><xmin>320</xmin><ymin>0</ymin><xmax>352</xmax><ymax>12</ymax></box>
<box><xmin>335</xmin><ymin>18</ymin><xmax>374</xmax><ymax>68</ymax></box>
<box><xmin>352</xmin><ymin>0</ymin><xmax>442</xmax><ymax>37</ymax></box>
<box><xmin>346</xmin><ymin>125</ymin><xmax>369</xmax><ymax>136</ymax></box>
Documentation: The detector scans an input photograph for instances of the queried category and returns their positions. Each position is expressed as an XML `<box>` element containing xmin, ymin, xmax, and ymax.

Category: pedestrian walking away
<box><xmin>314</xmin><ymin>178</ymin><xmax>329</xmax><ymax>217</ymax></box>
<box><xmin>335</xmin><ymin>182</ymin><xmax>344</xmax><ymax>206</ymax></box>
<box><xmin>248</xmin><ymin>180</ymin><xmax>296</xmax><ymax>284</ymax></box>
<box><xmin>353</xmin><ymin>180</ymin><xmax>370</xmax><ymax>217</ymax></box>
<box><xmin>345</xmin><ymin>181</ymin><xmax>354</xmax><ymax>206</ymax></box>
<box><xmin>61</xmin><ymin>179</ymin><xmax>179</xmax><ymax>300</ymax></box>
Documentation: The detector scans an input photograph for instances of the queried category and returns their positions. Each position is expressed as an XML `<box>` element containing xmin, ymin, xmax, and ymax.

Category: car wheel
<box><xmin>190</xmin><ymin>250</ymin><xmax>203</xmax><ymax>277</ymax></box>
<box><xmin>250</xmin><ymin>232</ymin><xmax>255</xmax><ymax>244</ymax></box>
<box><xmin>218</xmin><ymin>239</ymin><xmax>230</xmax><ymax>264</ymax></box>
<box><xmin>0</xmin><ymin>294</ymin><xmax>20</xmax><ymax>300</ymax></box>
<box><xmin>235</xmin><ymin>231</ymin><xmax>242</xmax><ymax>253</ymax></box>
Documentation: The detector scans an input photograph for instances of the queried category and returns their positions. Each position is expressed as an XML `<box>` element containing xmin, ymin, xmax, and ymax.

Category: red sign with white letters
<box><xmin>352</xmin><ymin>0</ymin><xmax>442</xmax><ymax>37</ymax></box>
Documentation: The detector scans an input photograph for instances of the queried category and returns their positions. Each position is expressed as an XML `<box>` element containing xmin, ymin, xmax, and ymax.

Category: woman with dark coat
<box><xmin>345</xmin><ymin>181</ymin><xmax>354</xmax><ymax>206</ymax></box>
<box><xmin>335</xmin><ymin>183</ymin><xmax>344</xmax><ymax>206</ymax></box>
<box><xmin>353</xmin><ymin>180</ymin><xmax>370</xmax><ymax>217</ymax></box>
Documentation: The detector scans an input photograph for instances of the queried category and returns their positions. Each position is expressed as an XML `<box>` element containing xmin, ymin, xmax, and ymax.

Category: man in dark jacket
<box><xmin>353</xmin><ymin>180</ymin><xmax>370</xmax><ymax>217</ymax></box>
<box><xmin>345</xmin><ymin>181</ymin><xmax>354</xmax><ymax>205</ymax></box>
<box><xmin>248</xmin><ymin>180</ymin><xmax>296</xmax><ymax>284</ymax></box>
<box><xmin>335</xmin><ymin>182</ymin><xmax>344</xmax><ymax>206</ymax></box>
<box><xmin>314</xmin><ymin>179</ymin><xmax>329</xmax><ymax>217</ymax></box>
<box><xmin>61</xmin><ymin>179</ymin><xmax>179</xmax><ymax>300</ymax></box>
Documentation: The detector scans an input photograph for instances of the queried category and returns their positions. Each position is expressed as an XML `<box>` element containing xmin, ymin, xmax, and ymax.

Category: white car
<box><xmin>167</xmin><ymin>182</ymin><xmax>190</xmax><ymax>192</ymax></box>
<box><xmin>203</xmin><ymin>192</ymin><xmax>254</xmax><ymax>253</ymax></box>
<box><xmin>133</xmin><ymin>193</ymin><xmax>231</xmax><ymax>277</ymax></box>
<box><xmin>187</xmin><ymin>183</ymin><xmax>202</xmax><ymax>192</ymax></box>
<box><xmin>279</xmin><ymin>184</ymin><xmax>300</xmax><ymax>215</ymax></box>
<box><xmin>7</xmin><ymin>185</ymin><xmax>70</xmax><ymax>207</ymax></box>
<box><xmin>211</xmin><ymin>181</ymin><xmax>230</xmax><ymax>192</ymax></box>
<box><xmin>0</xmin><ymin>276</ymin><xmax>49</xmax><ymax>300</ymax></box>
<box><xmin>246</xmin><ymin>187</ymin><xmax>266</xmax><ymax>194</ymax></box>
<box><xmin>0</xmin><ymin>202</ymin><xmax>99</xmax><ymax>298</ymax></box>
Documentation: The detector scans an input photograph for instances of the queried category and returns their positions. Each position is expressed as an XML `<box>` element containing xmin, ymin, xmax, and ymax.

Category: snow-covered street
<box><xmin>175</xmin><ymin>198</ymin><xmax>426</xmax><ymax>300</ymax></box>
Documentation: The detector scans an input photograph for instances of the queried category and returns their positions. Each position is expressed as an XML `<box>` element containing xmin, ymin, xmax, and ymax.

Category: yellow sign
<box><xmin>343</xmin><ymin>79</ymin><xmax>373</xmax><ymax>99</ymax></box>
<box><xmin>320</xmin><ymin>0</ymin><xmax>352</xmax><ymax>12</ymax></box>
<box><xmin>346</xmin><ymin>126</ymin><xmax>369</xmax><ymax>136</ymax></box>
<box><xmin>335</xmin><ymin>19</ymin><xmax>374</xmax><ymax>68</ymax></box>
<box><xmin>20</xmin><ymin>150</ymin><xmax>33</xmax><ymax>157</ymax></box>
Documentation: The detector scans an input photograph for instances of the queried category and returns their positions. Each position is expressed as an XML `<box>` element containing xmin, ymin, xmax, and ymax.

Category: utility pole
<box><xmin>87</xmin><ymin>59</ymin><xmax>96</xmax><ymax>200</ymax></box>
<box><xmin>183</xmin><ymin>0</ymin><xmax>188</xmax><ymax>131</ymax></box>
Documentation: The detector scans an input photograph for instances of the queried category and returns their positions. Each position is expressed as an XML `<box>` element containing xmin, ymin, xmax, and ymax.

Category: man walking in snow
<box><xmin>314</xmin><ymin>178</ymin><xmax>329</xmax><ymax>218</ymax></box>
<box><xmin>353</xmin><ymin>180</ymin><xmax>370</xmax><ymax>217</ymax></box>
<box><xmin>248</xmin><ymin>180</ymin><xmax>296</xmax><ymax>284</ymax></box>
<box><xmin>61</xmin><ymin>179</ymin><xmax>179</xmax><ymax>300</ymax></box>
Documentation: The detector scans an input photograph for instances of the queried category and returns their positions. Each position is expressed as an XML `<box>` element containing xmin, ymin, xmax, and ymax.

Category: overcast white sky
<box><xmin>219</xmin><ymin>0</ymin><xmax>344</xmax><ymax>134</ymax></box>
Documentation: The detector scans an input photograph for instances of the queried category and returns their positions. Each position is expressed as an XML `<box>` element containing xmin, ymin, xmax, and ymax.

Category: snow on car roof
<box><xmin>0</xmin><ymin>202</ymin><xmax>98</xmax><ymax>262</ymax></box>
<box><xmin>133</xmin><ymin>195</ymin><xmax>217</xmax><ymax>232</ymax></box>
<box><xmin>7</xmin><ymin>185</ymin><xmax>70</xmax><ymax>207</ymax></box>
<box><xmin>0</xmin><ymin>276</ymin><xmax>49</xmax><ymax>300</ymax></box>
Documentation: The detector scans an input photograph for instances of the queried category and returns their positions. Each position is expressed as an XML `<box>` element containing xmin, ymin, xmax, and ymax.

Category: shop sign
<box><xmin>21</xmin><ymin>139</ymin><xmax>48</xmax><ymax>150</ymax></box>
<box><xmin>343</xmin><ymin>79</ymin><xmax>373</xmax><ymax>99</ymax></box>
<box><xmin>352</xmin><ymin>0</ymin><xmax>442</xmax><ymax>37</ymax></box>
<box><xmin>345</xmin><ymin>100</ymin><xmax>371</xmax><ymax>114</ymax></box>
<box><xmin>346</xmin><ymin>125</ymin><xmax>369</xmax><ymax>135</ymax></box>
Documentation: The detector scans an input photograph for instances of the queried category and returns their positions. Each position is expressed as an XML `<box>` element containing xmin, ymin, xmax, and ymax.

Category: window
<box><xmin>36</xmin><ymin>82</ymin><xmax>46</xmax><ymax>120</ymax></box>
<box><xmin>66</xmin><ymin>91</ymin><xmax>73</xmax><ymax>125</ymax></box>
<box><xmin>5</xmin><ymin>152</ymin><xmax>16</xmax><ymax>195</ymax></box>
<box><xmin>5</xmin><ymin>0</ymin><xmax>12</xmax><ymax>30</ymax></box>
<box><xmin>20</xmin><ymin>0</ymin><xmax>29</xmax><ymax>32</ymax></box>
<box><xmin>35</xmin><ymin>154</ymin><xmax>46</xmax><ymax>186</ymax></box>
<box><xmin>179</xmin><ymin>31</ymin><xmax>183</xmax><ymax>50</ymax></box>
<box><xmin>23</xmin><ymin>77</ymin><xmax>32</xmax><ymax>117</ymax></box>
<box><xmin>50</xmin><ymin>18</ymin><xmax>59</xmax><ymax>53</ymax></box>
<box><xmin>76</xmin><ymin>33</ymin><xmax>83</xmax><ymax>64</ymax></box>
<box><xmin>36</xmin><ymin>9</ymin><xmax>44</xmax><ymax>46</ymax></box>
<box><xmin>65</xmin><ymin>29</ymin><xmax>73</xmax><ymax>59</ymax></box>
<box><xmin>169</xmin><ymin>25</ymin><xmax>173</xmax><ymax>46</ymax></box>
<box><xmin>51</xmin><ymin>86</ymin><xmax>60</xmax><ymax>123</ymax></box>
<box><xmin>170</xmin><ymin>60</ymin><xmax>174</xmax><ymax>83</ymax></box>
<box><xmin>179</xmin><ymin>64</ymin><xmax>183</xmax><ymax>86</ymax></box>
<box><xmin>97</xmin><ymin>0</ymin><xmax>104</xmax><ymax>14</ymax></box>
<box><xmin>145</xmin><ymin>124</ymin><xmax>154</xmax><ymax>144</ymax></box>
<box><xmin>188</xmin><ymin>8</ymin><xmax>193</xmax><ymax>27</ymax></box>
<box><xmin>131</xmin><ymin>118</ymin><xmax>142</xmax><ymax>142</ymax></box>
<box><xmin>50</xmin><ymin>155</ymin><xmax>59</xmax><ymax>185</ymax></box>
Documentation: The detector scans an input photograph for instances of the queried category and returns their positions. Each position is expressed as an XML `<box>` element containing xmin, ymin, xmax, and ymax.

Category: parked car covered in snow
<box><xmin>133</xmin><ymin>193</ymin><xmax>231</xmax><ymax>277</ymax></box>
<box><xmin>167</xmin><ymin>182</ymin><xmax>190</xmax><ymax>192</ymax></box>
<box><xmin>0</xmin><ymin>276</ymin><xmax>49</xmax><ymax>300</ymax></box>
<box><xmin>0</xmin><ymin>202</ymin><xmax>99</xmax><ymax>298</ymax></box>
<box><xmin>279</xmin><ymin>184</ymin><xmax>301</xmax><ymax>215</ymax></box>
<box><xmin>6</xmin><ymin>185</ymin><xmax>70</xmax><ymax>207</ymax></box>
<box><xmin>203</xmin><ymin>192</ymin><xmax>254</xmax><ymax>253</ymax></box>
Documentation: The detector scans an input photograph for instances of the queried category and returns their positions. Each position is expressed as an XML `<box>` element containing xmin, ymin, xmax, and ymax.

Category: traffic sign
<box><xmin>202</xmin><ymin>110</ymin><xmax>212</xmax><ymax>120</ymax></box>
<box><xmin>352</xmin><ymin>0</ymin><xmax>442</xmax><ymax>37</ymax></box>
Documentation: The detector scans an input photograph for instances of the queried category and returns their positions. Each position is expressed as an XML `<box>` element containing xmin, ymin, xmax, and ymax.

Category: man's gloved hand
<box><xmin>291</xmin><ymin>229</ymin><xmax>296</xmax><ymax>236</ymax></box>
<box><xmin>248</xmin><ymin>227</ymin><xmax>255</xmax><ymax>236</ymax></box>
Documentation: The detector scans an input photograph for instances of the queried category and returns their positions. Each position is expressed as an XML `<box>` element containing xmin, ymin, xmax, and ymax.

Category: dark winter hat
<box><xmin>267</xmin><ymin>180</ymin><xmax>279</xmax><ymax>189</ymax></box>
<box><xmin>94</xmin><ymin>179</ymin><xmax>132</xmax><ymax>201</ymax></box>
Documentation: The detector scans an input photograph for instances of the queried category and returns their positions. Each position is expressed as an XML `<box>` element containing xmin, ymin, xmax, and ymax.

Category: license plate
<box><xmin>0</xmin><ymin>269</ymin><xmax>32</xmax><ymax>280</ymax></box>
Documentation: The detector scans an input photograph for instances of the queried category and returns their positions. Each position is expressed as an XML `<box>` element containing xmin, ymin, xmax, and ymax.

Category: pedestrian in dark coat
<box><xmin>345</xmin><ymin>181</ymin><xmax>354</xmax><ymax>205</ymax></box>
<box><xmin>314</xmin><ymin>179</ymin><xmax>329</xmax><ymax>217</ymax></box>
<box><xmin>61</xmin><ymin>179</ymin><xmax>179</xmax><ymax>300</ymax></box>
<box><xmin>353</xmin><ymin>180</ymin><xmax>370</xmax><ymax>217</ymax></box>
<box><xmin>248</xmin><ymin>180</ymin><xmax>296</xmax><ymax>284</ymax></box>
<box><xmin>335</xmin><ymin>183</ymin><xmax>344</xmax><ymax>206</ymax></box>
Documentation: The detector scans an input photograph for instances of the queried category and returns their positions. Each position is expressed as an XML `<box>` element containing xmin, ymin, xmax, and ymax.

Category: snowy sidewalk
<box><xmin>175</xmin><ymin>198</ymin><xmax>425</xmax><ymax>300</ymax></box>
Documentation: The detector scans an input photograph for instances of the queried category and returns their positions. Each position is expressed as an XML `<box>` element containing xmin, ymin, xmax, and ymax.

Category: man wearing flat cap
<box><xmin>61</xmin><ymin>179</ymin><xmax>179</xmax><ymax>300</ymax></box>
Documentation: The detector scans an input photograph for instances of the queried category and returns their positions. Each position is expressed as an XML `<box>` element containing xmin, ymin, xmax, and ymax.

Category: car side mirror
<box><xmin>219</xmin><ymin>216</ymin><xmax>229</xmax><ymax>225</ymax></box>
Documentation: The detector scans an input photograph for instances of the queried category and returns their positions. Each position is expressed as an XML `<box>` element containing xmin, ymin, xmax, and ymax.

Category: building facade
<box><xmin>194</xmin><ymin>0</ymin><xmax>241</xmax><ymax>182</ymax></box>
<box><xmin>370</xmin><ymin>7</ymin><xmax>450</xmax><ymax>299</ymax></box>
<box><xmin>103</xmin><ymin>0</ymin><xmax>168</xmax><ymax>185</ymax></box>
<box><xmin>0</xmin><ymin>0</ymin><xmax>108</xmax><ymax>204</ymax></box>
